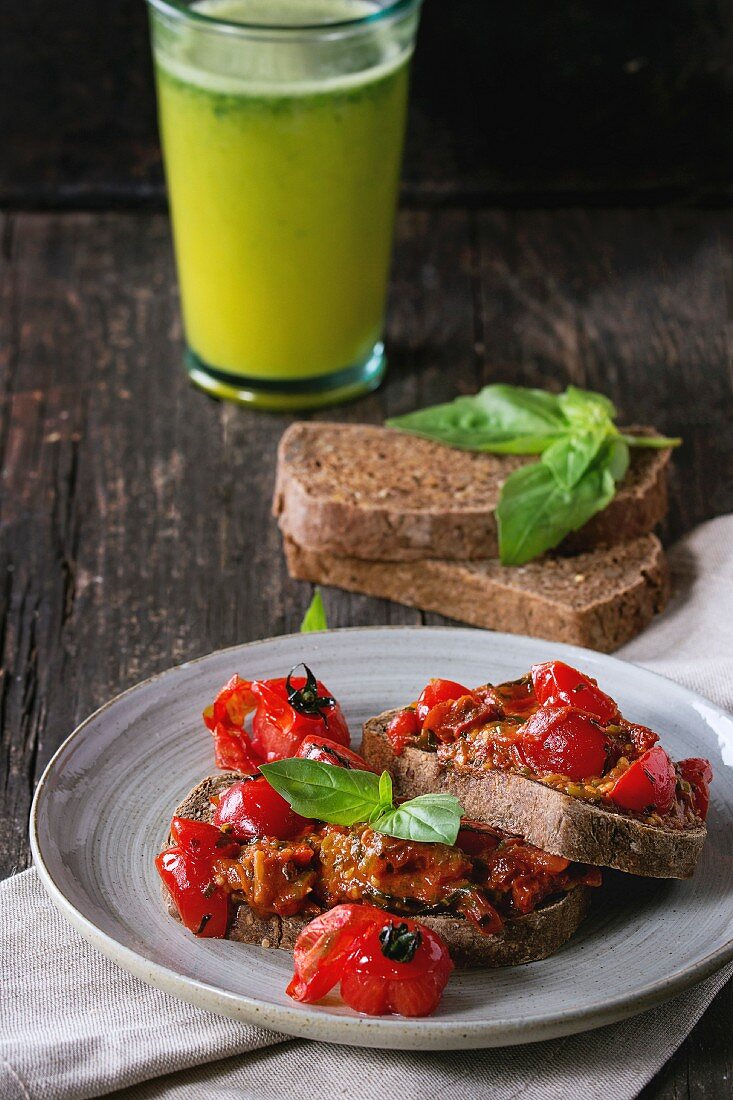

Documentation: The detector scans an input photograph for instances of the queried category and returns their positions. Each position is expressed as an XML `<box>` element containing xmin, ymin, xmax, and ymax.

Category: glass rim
<box><xmin>145</xmin><ymin>0</ymin><xmax>417</xmax><ymax>34</ymax></box>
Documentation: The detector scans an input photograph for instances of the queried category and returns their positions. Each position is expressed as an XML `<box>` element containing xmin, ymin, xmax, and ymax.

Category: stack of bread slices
<box><xmin>273</xmin><ymin>422</ymin><xmax>673</xmax><ymax>651</ymax></box>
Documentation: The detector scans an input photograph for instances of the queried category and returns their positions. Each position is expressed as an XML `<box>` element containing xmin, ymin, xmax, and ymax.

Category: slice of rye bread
<box><xmin>273</xmin><ymin>422</ymin><xmax>671</xmax><ymax>562</ymax></box>
<box><xmin>361</xmin><ymin>715</ymin><xmax>707</xmax><ymax>880</ymax></box>
<box><xmin>284</xmin><ymin>534</ymin><xmax>669</xmax><ymax>653</ymax></box>
<box><xmin>161</xmin><ymin>773</ymin><xmax>593</xmax><ymax>968</ymax></box>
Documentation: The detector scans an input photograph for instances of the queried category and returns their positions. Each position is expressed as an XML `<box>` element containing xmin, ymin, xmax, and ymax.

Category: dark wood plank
<box><xmin>0</xmin><ymin>206</ymin><xmax>480</xmax><ymax>874</ymax></box>
<box><xmin>1</xmin><ymin>208</ymin><xmax>731</xmax><ymax>1095</ymax></box>
<box><xmin>641</xmin><ymin>978</ymin><xmax>733</xmax><ymax>1099</ymax></box>
<box><xmin>474</xmin><ymin>208</ymin><xmax>733</xmax><ymax>542</ymax></box>
<box><xmin>3</xmin><ymin>1</ymin><xmax>733</xmax><ymax>207</ymax></box>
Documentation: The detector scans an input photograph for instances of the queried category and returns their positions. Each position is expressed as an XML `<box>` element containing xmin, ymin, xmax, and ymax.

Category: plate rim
<box><xmin>29</xmin><ymin>625</ymin><xmax>733</xmax><ymax>1049</ymax></box>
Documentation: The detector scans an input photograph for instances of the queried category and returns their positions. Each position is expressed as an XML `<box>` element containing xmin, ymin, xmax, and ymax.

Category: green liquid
<box><xmin>154</xmin><ymin>0</ymin><xmax>411</xmax><ymax>387</ymax></box>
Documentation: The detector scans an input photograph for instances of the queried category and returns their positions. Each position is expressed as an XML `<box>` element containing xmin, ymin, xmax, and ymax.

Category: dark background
<box><xmin>3</xmin><ymin>0</ymin><xmax>733</xmax><ymax>207</ymax></box>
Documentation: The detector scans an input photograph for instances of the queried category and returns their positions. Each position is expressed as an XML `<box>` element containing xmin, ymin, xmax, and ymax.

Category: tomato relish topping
<box><xmin>386</xmin><ymin>664</ymin><xmax>712</xmax><ymax>828</ymax></box>
<box><xmin>157</xmin><ymin>801</ymin><xmax>600</xmax><ymax>940</ymax></box>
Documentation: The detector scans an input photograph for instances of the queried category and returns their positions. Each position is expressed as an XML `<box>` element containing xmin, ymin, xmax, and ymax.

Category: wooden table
<box><xmin>1</xmin><ymin>205</ymin><xmax>731</xmax><ymax>1095</ymax></box>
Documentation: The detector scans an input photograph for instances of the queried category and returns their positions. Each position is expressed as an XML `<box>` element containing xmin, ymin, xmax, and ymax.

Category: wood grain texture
<box><xmin>0</xmin><ymin>207</ymin><xmax>731</xmax><ymax>1095</ymax></box>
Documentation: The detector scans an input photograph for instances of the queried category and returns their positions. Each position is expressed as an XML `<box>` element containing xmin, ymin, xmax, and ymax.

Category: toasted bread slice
<box><xmin>284</xmin><ymin>534</ymin><xmax>669</xmax><ymax>653</ymax></box>
<box><xmin>162</xmin><ymin>774</ymin><xmax>593</xmax><ymax>967</ymax></box>
<box><xmin>361</xmin><ymin>713</ymin><xmax>706</xmax><ymax>880</ymax></box>
<box><xmin>274</xmin><ymin>422</ymin><xmax>671</xmax><ymax>562</ymax></box>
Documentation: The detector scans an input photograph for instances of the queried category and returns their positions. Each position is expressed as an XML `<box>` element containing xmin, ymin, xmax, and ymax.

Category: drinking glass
<box><xmin>147</xmin><ymin>0</ymin><xmax>422</xmax><ymax>409</ymax></box>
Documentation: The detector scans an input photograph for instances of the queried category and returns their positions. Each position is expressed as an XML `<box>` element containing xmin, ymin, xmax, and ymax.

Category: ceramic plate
<box><xmin>30</xmin><ymin>627</ymin><xmax>733</xmax><ymax>1049</ymax></box>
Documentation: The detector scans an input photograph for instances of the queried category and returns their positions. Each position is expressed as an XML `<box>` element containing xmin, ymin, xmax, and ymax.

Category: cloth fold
<box><xmin>2</xmin><ymin>515</ymin><xmax>732</xmax><ymax>1100</ymax></box>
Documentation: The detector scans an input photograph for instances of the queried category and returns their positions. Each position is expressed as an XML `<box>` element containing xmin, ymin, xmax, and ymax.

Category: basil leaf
<box><xmin>371</xmin><ymin>794</ymin><xmax>463</xmax><ymax>846</ymax></box>
<box><xmin>300</xmin><ymin>588</ymin><xmax>328</xmax><ymax>633</ymax></box>
<box><xmin>260</xmin><ymin>759</ymin><xmax>382</xmax><ymax>825</ymax></box>
<box><xmin>496</xmin><ymin>457</ymin><xmax>617</xmax><ymax>565</ymax></box>
<box><xmin>558</xmin><ymin>385</ymin><xmax>617</xmax><ymax>428</ymax></box>
<box><xmin>605</xmin><ymin>436</ymin><xmax>630</xmax><ymax>482</ymax></box>
<box><xmin>379</xmin><ymin>769</ymin><xmax>393</xmax><ymax>807</ymax></box>
<box><xmin>620</xmin><ymin>432</ymin><xmax>682</xmax><ymax>449</ymax></box>
<box><xmin>260</xmin><ymin>759</ymin><xmax>466</xmax><ymax>846</ymax></box>
<box><xmin>386</xmin><ymin>384</ymin><xmax>568</xmax><ymax>452</ymax></box>
<box><xmin>541</xmin><ymin>429</ymin><xmax>608</xmax><ymax>490</ymax></box>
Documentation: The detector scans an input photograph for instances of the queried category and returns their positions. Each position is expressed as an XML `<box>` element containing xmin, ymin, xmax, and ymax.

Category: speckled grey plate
<box><xmin>30</xmin><ymin>627</ymin><xmax>733</xmax><ymax>1049</ymax></box>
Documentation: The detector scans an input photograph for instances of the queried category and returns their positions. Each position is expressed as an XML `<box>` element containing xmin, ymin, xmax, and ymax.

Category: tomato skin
<box><xmin>169</xmin><ymin>817</ymin><xmax>240</xmax><ymax>860</ymax></box>
<box><xmin>339</xmin><ymin>921</ymin><xmax>453</xmax><ymax>1017</ymax></box>
<box><xmin>423</xmin><ymin>693</ymin><xmax>500</xmax><ymax>744</ymax></box>
<box><xmin>624</xmin><ymin>723</ymin><xmax>659</xmax><ymax>756</ymax></box>
<box><xmin>456</xmin><ymin>821</ymin><xmax>503</xmax><ymax>858</ymax></box>
<box><xmin>203</xmin><ymin>674</ymin><xmax>258</xmax><ymax>733</ymax></box>
<box><xmin>416</xmin><ymin>679</ymin><xmax>473</xmax><ymax>724</ymax></box>
<box><xmin>385</xmin><ymin>708</ymin><xmax>421</xmax><ymax>755</ymax></box>
<box><xmin>296</xmin><ymin>735</ymin><xmax>376</xmax><ymax>772</ymax></box>
<box><xmin>518</xmin><ymin>705</ymin><xmax>609</xmax><ymax>780</ymax></box>
<box><xmin>156</xmin><ymin>818</ymin><xmax>240</xmax><ymax>938</ymax></box>
<box><xmin>210</xmin><ymin>725</ymin><xmax>264</xmax><ymax>774</ymax></box>
<box><xmin>608</xmin><ymin>746</ymin><xmax>677</xmax><ymax>813</ymax></box>
<box><xmin>286</xmin><ymin>904</ymin><xmax>378</xmax><ymax>1003</ymax></box>
<box><xmin>251</xmin><ymin>677</ymin><xmax>350</xmax><ymax>762</ymax></box>
<box><xmin>677</xmin><ymin>757</ymin><xmax>713</xmax><ymax>820</ymax></box>
<box><xmin>204</xmin><ymin>671</ymin><xmax>350</xmax><ymax>768</ymax></box>
<box><xmin>203</xmin><ymin>675</ymin><xmax>263</xmax><ymax>772</ymax></box>
<box><xmin>286</xmin><ymin>904</ymin><xmax>453</xmax><ymax>1018</ymax></box>
<box><xmin>531</xmin><ymin>661</ymin><xmax>619</xmax><ymax>726</ymax></box>
<box><xmin>487</xmin><ymin>677</ymin><xmax>537</xmax><ymax>718</ymax></box>
<box><xmin>213</xmin><ymin>777</ymin><xmax>313</xmax><ymax>840</ymax></box>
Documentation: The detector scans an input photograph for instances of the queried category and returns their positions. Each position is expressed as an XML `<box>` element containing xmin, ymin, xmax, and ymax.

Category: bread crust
<box><xmin>284</xmin><ymin>534</ymin><xmax>669</xmax><ymax>653</ymax></box>
<box><xmin>162</xmin><ymin>774</ymin><xmax>592</xmax><ymax>967</ymax></box>
<box><xmin>361</xmin><ymin>712</ymin><xmax>706</xmax><ymax>880</ymax></box>
<box><xmin>274</xmin><ymin>422</ymin><xmax>670</xmax><ymax>562</ymax></box>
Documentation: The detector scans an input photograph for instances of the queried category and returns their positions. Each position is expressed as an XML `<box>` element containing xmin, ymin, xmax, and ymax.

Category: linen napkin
<box><xmin>2</xmin><ymin>515</ymin><xmax>732</xmax><ymax>1100</ymax></box>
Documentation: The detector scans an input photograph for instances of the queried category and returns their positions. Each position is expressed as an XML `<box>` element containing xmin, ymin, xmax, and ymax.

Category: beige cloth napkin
<box><xmin>2</xmin><ymin>515</ymin><xmax>732</xmax><ymax>1100</ymax></box>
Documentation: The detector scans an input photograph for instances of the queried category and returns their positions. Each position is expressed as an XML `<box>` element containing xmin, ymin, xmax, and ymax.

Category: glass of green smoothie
<box><xmin>146</xmin><ymin>0</ymin><xmax>422</xmax><ymax>409</ymax></box>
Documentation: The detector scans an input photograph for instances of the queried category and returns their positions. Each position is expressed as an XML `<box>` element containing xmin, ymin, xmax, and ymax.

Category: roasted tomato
<box><xmin>531</xmin><ymin>661</ymin><xmax>619</xmax><ymax>726</ymax></box>
<box><xmin>456</xmin><ymin>820</ymin><xmax>503</xmax><ymax>858</ymax></box>
<box><xmin>251</xmin><ymin>666</ymin><xmax>349</xmax><ymax>760</ymax></box>
<box><xmin>339</xmin><ymin>918</ymin><xmax>454</xmax><ymax>1017</ymax></box>
<box><xmin>213</xmin><ymin>777</ymin><xmax>313</xmax><ymax>840</ymax></box>
<box><xmin>608</xmin><ymin>745</ymin><xmax>677</xmax><ymax>813</ymax></box>
<box><xmin>155</xmin><ymin>818</ymin><xmax>239</xmax><ymax>938</ymax></box>
<box><xmin>296</xmin><ymin>735</ymin><xmax>376</xmax><ymax>772</ymax></box>
<box><xmin>203</xmin><ymin>674</ymin><xmax>262</xmax><ymax>773</ymax></box>
<box><xmin>677</xmin><ymin>757</ymin><xmax>713</xmax><ymax>820</ymax></box>
<box><xmin>518</xmin><ymin>705</ymin><xmax>609</xmax><ymax>780</ymax></box>
<box><xmin>488</xmin><ymin>676</ymin><xmax>537</xmax><ymax>718</ymax></box>
<box><xmin>287</xmin><ymin>904</ymin><xmax>454</xmax><ymax>1017</ymax></box>
<box><xmin>385</xmin><ymin>708</ymin><xmax>421</xmax><ymax>754</ymax></box>
<box><xmin>203</xmin><ymin>664</ymin><xmax>350</xmax><ymax>768</ymax></box>
<box><xmin>423</xmin><ymin>693</ymin><xmax>499</xmax><ymax>744</ymax></box>
<box><xmin>415</xmin><ymin>679</ymin><xmax>473</xmax><ymax>723</ymax></box>
<box><xmin>286</xmin><ymin>904</ymin><xmax>379</xmax><ymax>1003</ymax></box>
<box><xmin>624</xmin><ymin>722</ymin><xmax>660</xmax><ymax>755</ymax></box>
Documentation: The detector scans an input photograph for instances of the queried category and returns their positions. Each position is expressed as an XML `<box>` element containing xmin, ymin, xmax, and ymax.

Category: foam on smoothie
<box><xmin>157</xmin><ymin>0</ymin><xmax>409</xmax><ymax>97</ymax></box>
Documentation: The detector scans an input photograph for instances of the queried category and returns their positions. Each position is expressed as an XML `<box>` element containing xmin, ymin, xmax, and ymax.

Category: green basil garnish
<box><xmin>387</xmin><ymin>384</ymin><xmax>679</xmax><ymax>566</ymax></box>
<box><xmin>300</xmin><ymin>588</ymin><xmax>328</xmax><ymax>633</ymax></box>
<box><xmin>260</xmin><ymin>758</ymin><xmax>463</xmax><ymax>846</ymax></box>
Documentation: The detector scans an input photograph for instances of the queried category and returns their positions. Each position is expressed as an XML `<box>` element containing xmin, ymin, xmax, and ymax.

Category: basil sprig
<box><xmin>300</xmin><ymin>588</ymin><xmax>328</xmax><ymax>632</ymax></box>
<box><xmin>386</xmin><ymin>384</ymin><xmax>679</xmax><ymax>566</ymax></box>
<box><xmin>260</xmin><ymin>758</ymin><xmax>463</xmax><ymax>846</ymax></box>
